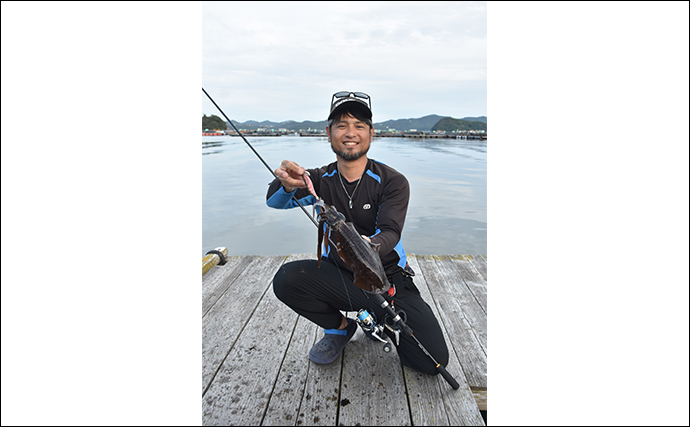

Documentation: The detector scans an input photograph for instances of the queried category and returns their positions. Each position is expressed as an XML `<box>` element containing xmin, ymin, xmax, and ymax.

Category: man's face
<box><xmin>327</xmin><ymin>113</ymin><xmax>373</xmax><ymax>161</ymax></box>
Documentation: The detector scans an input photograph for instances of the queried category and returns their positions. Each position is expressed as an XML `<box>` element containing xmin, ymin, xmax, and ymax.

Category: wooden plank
<box><xmin>404</xmin><ymin>255</ymin><xmax>486</xmax><ymax>426</ymax></box>
<box><xmin>435</xmin><ymin>295</ymin><xmax>487</xmax><ymax>388</ymax></box>
<box><xmin>264</xmin><ymin>255</ymin><xmax>346</xmax><ymax>426</ymax></box>
<box><xmin>424</xmin><ymin>255</ymin><xmax>487</xmax><ymax>353</ymax></box>
<box><xmin>401</xmin><ymin>254</ymin><xmax>452</xmax><ymax>426</ymax></box>
<box><xmin>201</xmin><ymin>253</ymin><xmax>236</xmax><ymax>290</ymax></box>
<box><xmin>200</xmin><ymin>253</ymin><xmax>488</xmax><ymax>425</ymax></box>
<box><xmin>465</xmin><ymin>254</ymin><xmax>487</xmax><ymax>283</ymax></box>
<box><xmin>202</xmin><ymin>255</ymin><xmax>256</xmax><ymax>317</ymax></box>
<box><xmin>471</xmin><ymin>387</ymin><xmax>487</xmax><ymax>411</ymax></box>
<box><xmin>262</xmin><ymin>314</ymin><xmax>322</xmax><ymax>426</ymax></box>
<box><xmin>447</xmin><ymin>255</ymin><xmax>487</xmax><ymax>315</ymax></box>
<box><xmin>415</xmin><ymin>255</ymin><xmax>487</xmax><ymax>389</ymax></box>
<box><xmin>202</xmin><ymin>255</ymin><xmax>287</xmax><ymax>394</ymax></box>
<box><xmin>338</xmin><ymin>329</ymin><xmax>411</xmax><ymax>426</ymax></box>
<box><xmin>202</xmin><ymin>275</ymin><xmax>300</xmax><ymax>426</ymax></box>
<box><xmin>261</xmin><ymin>254</ymin><xmax>327</xmax><ymax>426</ymax></box>
<box><xmin>294</xmin><ymin>320</ymin><xmax>344</xmax><ymax>426</ymax></box>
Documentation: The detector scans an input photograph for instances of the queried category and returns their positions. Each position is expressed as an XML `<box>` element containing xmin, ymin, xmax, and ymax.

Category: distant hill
<box><xmin>459</xmin><ymin>116</ymin><xmax>487</xmax><ymax>123</ymax></box>
<box><xmin>222</xmin><ymin>115</ymin><xmax>487</xmax><ymax>132</ymax></box>
<box><xmin>375</xmin><ymin>115</ymin><xmax>486</xmax><ymax>131</ymax></box>
<box><xmin>375</xmin><ymin>115</ymin><xmax>446</xmax><ymax>131</ymax></box>
<box><xmin>203</xmin><ymin>114</ymin><xmax>228</xmax><ymax>130</ymax></box>
<box><xmin>432</xmin><ymin>117</ymin><xmax>488</xmax><ymax>132</ymax></box>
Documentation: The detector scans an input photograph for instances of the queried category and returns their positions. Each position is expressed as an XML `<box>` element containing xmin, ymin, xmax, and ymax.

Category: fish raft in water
<box><xmin>315</xmin><ymin>200</ymin><xmax>391</xmax><ymax>295</ymax></box>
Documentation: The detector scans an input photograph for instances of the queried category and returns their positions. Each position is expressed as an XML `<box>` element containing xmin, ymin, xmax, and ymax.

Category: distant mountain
<box><xmin>460</xmin><ymin>116</ymin><xmax>487</xmax><ymax>123</ymax></box>
<box><xmin>225</xmin><ymin>115</ymin><xmax>486</xmax><ymax>132</ymax></box>
<box><xmin>375</xmin><ymin>115</ymin><xmax>446</xmax><ymax>131</ymax></box>
<box><xmin>432</xmin><ymin>117</ymin><xmax>488</xmax><ymax>132</ymax></box>
<box><xmin>376</xmin><ymin>115</ymin><xmax>486</xmax><ymax>131</ymax></box>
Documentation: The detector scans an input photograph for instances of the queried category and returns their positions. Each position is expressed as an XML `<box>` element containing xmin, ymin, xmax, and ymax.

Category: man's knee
<box><xmin>272</xmin><ymin>260</ymin><xmax>313</xmax><ymax>302</ymax></box>
<box><xmin>400</xmin><ymin>339</ymin><xmax>449</xmax><ymax>376</ymax></box>
<box><xmin>272</xmin><ymin>263</ymin><xmax>294</xmax><ymax>302</ymax></box>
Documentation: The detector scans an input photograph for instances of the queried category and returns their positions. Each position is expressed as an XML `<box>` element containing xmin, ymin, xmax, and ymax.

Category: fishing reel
<box><xmin>355</xmin><ymin>309</ymin><xmax>392</xmax><ymax>353</ymax></box>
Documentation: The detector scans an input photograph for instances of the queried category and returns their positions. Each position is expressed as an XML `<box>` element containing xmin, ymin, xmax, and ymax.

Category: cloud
<box><xmin>202</xmin><ymin>1</ymin><xmax>487</xmax><ymax>122</ymax></box>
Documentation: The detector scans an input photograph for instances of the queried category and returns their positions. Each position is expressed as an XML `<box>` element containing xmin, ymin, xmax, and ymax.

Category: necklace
<box><xmin>338</xmin><ymin>169</ymin><xmax>364</xmax><ymax>209</ymax></box>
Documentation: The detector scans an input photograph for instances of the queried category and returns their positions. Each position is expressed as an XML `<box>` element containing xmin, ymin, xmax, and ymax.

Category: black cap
<box><xmin>328</xmin><ymin>91</ymin><xmax>372</xmax><ymax>120</ymax></box>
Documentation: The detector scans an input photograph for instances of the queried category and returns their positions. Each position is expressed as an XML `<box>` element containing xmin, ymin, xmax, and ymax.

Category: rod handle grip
<box><xmin>437</xmin><ymin>364</ymin><xmax>460</xmax><ymax>390</ymax></box>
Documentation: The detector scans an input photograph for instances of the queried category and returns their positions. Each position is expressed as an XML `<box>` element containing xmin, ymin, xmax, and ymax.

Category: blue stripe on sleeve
<box><xmin>393</xmin><ymin>240</ymin><xmax>407</xmax><ymax>269</ymax></box>
<box><xmin>267</xmin><ymin>187</ymin><xmax>316</xmax><ymax>209</ymax></box>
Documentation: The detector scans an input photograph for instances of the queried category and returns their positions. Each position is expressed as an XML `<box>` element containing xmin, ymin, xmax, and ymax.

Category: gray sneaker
<box><xmin>308</xmin><ymin>318</ymin><xmax>357</xmax><ymax>364</ymax></box>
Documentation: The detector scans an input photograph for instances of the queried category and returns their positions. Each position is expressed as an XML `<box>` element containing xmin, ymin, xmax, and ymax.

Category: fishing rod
<box><xmin>202</xmin><ymin>87</ymin><xmax>319</xmax><ymax>228</ymax></box>
<box><xmin>203</xmin><ymin>88</ymin><xmax>459</xmax><ymax>390</ymax></box>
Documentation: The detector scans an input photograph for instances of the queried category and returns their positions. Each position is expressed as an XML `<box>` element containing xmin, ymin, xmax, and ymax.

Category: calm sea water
<box><xmin>202</xmin><ymin>135</ymin><xmax>486</xmax><ymax>256</ymax></box>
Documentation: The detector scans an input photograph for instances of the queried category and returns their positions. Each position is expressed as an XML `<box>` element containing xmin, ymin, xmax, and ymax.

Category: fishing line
<box><xmin>202</xmin><ymin>87</ymin><xmax>319</xmax><ymax>228</ymax></box>
<box><xmin>203</xmin><ymin>88</ymin><xmax>352</xmax><ymax>309</ymax></box>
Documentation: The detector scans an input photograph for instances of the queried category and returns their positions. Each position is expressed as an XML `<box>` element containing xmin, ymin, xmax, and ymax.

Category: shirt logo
<box><xmin>363</xmin><ymin>204</ymin><xmax>371</xmax><ymax>210</ymax></box>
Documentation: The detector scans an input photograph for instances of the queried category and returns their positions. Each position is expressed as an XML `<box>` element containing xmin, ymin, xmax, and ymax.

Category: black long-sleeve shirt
<box><xmin>266</xmin><ymin>158</ymin><xmax>410</xmax><ymax>278</ymax></box>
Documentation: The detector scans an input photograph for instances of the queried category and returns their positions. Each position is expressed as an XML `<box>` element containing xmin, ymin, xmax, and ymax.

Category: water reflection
<box><xmin>374</xmin><ymin>138</ymin><xmax>486</xmax><ymax>164</ymax></box>
<box><xmin>410</xmin><ymin>138</ymin><xmax>485</xmax><ymax>155</ymax></box>
<box><xmin>202</xmin><ymin>141</ymin><xmax>226</xmax><ymax>148</ymax></box>
<box><xmin>402</xmin><ymin>216</ymin><xmax>487</xmax><ymax>256</ymax></box>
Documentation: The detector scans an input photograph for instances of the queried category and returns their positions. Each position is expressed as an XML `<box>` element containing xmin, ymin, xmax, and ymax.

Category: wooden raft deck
<box><xmin>202</xmin><ymin>253</ymin><xmax>487</xmax><ymax>426</ymax></box>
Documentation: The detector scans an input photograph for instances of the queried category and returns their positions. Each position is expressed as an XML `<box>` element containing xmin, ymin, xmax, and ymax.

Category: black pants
<box><xmin>272</xmin><ymin>258</ymin><xmax>449</xmax><ymax>375</ymax></box>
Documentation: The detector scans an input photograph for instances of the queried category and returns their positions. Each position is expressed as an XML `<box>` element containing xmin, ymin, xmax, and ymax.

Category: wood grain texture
<box><xmin>405</xmin><ymin>255</ymin><xmax>486</xmax><ymax>425</ymax></box>
<box><xmin>200</xmin><ymin>253</ymin><xmax>488</xmax><ymax>425</ymax></box>
<box><xmin>415</xmin><ymin>255</ymin><xmax>487</xmax><ymax>389</ymax></box>
<box><xmin>261</xmin><ymin>254</ymin><xmax>324</xmax><ymax>426</ymax></box>
<box><xmin>202</xmin><ymin>255</ymin><xmax>287</xmax><ymax>394</ymax></box>
<box><xmin>296</xmin><ymin>320</ymin><xmax>344</xmax><ymax>426</ymax></box>
<box><xmin>447</xmin><ymin>255</ymin><xmax>487</xmax><ymax>315</ymax></box>
<box><xmin>339</xmin><ymin>331</ymin><xmax>411</xmax><ymax>426</ymax></box>
<box><xmin>202</xmin><ymin>255</ymin><xmax>256</xmax><ymax>317</ymax></box>
<box><xmin>465</xmin><ymin>255</ymin><xmax>487</xmax><ymax>283</ymax></box>
<box><xmin>202</xmin><ymin>281</ymin><xmax>298</xmax><ymax>425</ymax></box>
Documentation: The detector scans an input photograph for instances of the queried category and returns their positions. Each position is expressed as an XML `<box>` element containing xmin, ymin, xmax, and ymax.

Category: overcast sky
<box><xmin>202</xmin><ymin>1</ymin><xmax>487</xmax><ymax>123</ymax></box>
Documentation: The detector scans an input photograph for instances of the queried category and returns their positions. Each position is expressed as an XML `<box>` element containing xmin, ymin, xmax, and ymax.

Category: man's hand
<box><xmin>275</xmin><ymin>160</ymin><xmax>306</xmax><ymax>193</ymax></box>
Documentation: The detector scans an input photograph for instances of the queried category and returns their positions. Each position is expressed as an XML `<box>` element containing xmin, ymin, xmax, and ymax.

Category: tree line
<box><xmin>431</xmin><ymin>117</ymin><xmax>488</xmax><ymax>132</ymax></box>
<box><xmin>202</xmin><ymin>114</ymin><xmax>228</xmax><ymax>131</ymax></box>
<box><xmin>202</xmin><ymin>113</ymin><xmax>487</xmax><ymax>132</ymax></box>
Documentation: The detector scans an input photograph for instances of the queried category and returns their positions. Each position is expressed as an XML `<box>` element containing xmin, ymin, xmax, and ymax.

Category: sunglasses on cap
<box><xmin>330</xmin><ymin>91</ymin><xmax>372</xmax><ymax>112</ymax></box>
